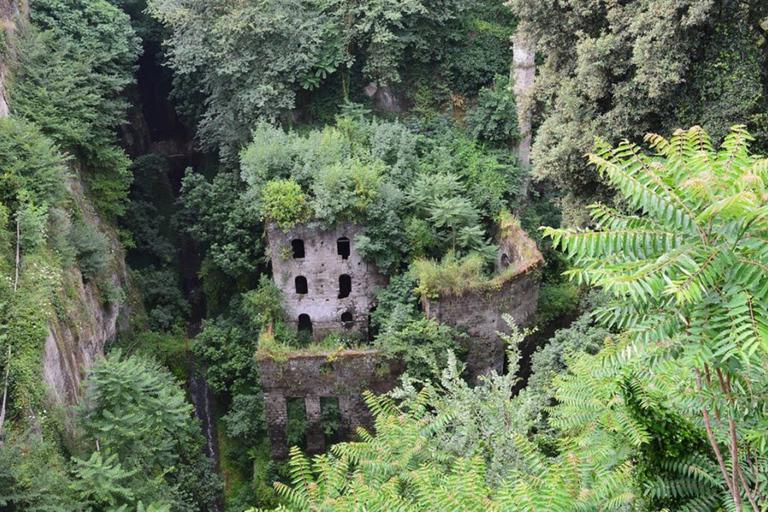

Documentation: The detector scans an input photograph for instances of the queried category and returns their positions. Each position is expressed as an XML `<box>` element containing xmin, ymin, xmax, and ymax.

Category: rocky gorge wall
<box><xmin>0</xmin><ymin>0</ymin><xmax>24</xmax><ymax>117</ymax></box>
<box><xmin>41</xmin><ymin>175</ymin><xmax>133</xmax><ymax>406</ymax></box>
<box><xmin>1</xmin><ymin>0</ymin><xmax>133</xmax><ymax>408</ymax></box>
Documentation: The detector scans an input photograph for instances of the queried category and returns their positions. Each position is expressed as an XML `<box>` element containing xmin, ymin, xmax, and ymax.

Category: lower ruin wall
<box><xmin>259</xmin><ymin>350</ymin><xmax>403</xmax><ymax>458</ymax></box>
<box><xmin>426</xmin><ymin>267</ymin><xmax>541</xmax><ymax>381</ymax></box>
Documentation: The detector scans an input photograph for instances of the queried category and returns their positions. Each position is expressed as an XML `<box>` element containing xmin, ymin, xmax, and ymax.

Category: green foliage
<box><xmin>148</xmin><ymin>0</ymin><xmax>340</xmax><ymax>160</ymax></box>
<box><xmin>441</xmin><ymin>13</ymin><xmax>515</xmax><ymax>96</ymax></box>
<box><xmin>534</xmin><ymin>281</ymin><xmax>580</xmax><ymax>326</ymax></box>
<box><xmin>31</xmin><ymin>0</ymin><xmax>140</xmax><ymax>80</ymax></box>
<box><xmin>133</xmin><ymin>267</ymin><xmax>190</xmax><ymax>331</ymax></box>
<box><xmin>191</xmin><ymin>316</ymin><xmax>259</xmax><ymax>396</ymax></box>
<box><xmin>253</xmin><ymin>324</ymin><xmax>635</xmax><ymax>510</ymax></box>
<box><xmin>369</xmin><ymin>272</ymin><xmax>420</xmax><ymax>333</ymax></box>
<box><xmin>1</xmin><ymin>248</ymin><xmax>60</xmax><ymax>418</ymax></box>
<box><xmin>149</xmin><ymin>0</ymin><xmax>516</xmax><ymax>158</ymax></box>
<box><xmin>0</xmin><ymin>117</ymin><xmax>68</xmax><ymax>211</ymax></box>
<box><xmin>260</xmin><ymin>179</ymin><xmax>311</xmax><ymax>230</ymax></box>
<box><xmin>242</xmin><ymin>276</ymin><xmax>285</xmax><ymax>336</ymax></box>
<box><xmin>312</xmin><ymin>160</ymin><xmax>383</xmax><ymax>224</ymax></box>
<box><xmin>509</xmin><ymin>0</ymin><xmax>768</xmax><ymax>212</ymax></box>
<box><xmin>240</xmin><ymin>118</ymin><xmax>519</xmax><ymax>274</ymax></box>
<box><xmin>412</xmin><ymin>251</ymin><xmax>490</xmax><ymax>298</ymax></box>
<box><xmin>77</xmin><ymin>351</ymin><xmax>193</xmax><ymax>471</ymax></box>
<box><xmin>375</xmin><ymin>317</ymin><xmax>467</xmax><ymax>381</ymax></box>
<box><xmin>467</xmin><ymin>74</ymin><xmax>520</xmax><ymax>146</ymax></box>
<box><xmin>179</xmin><ymin>169</ymin><xmax>263</xmax><ymax>281</ymax></box>
<box><xmin>12</xmin><ymin>0</ymin><xmax>140</xmax><ymax>219</ymax></box>
<box><xmin>68</xmin><ymin>222</ymin><xmax>112</xmax><ymax>283</ymax></box>
<box><xmin>543</xmin><ymin>126</ymin><xmax>768</xmax><ymax>509</ymax></box>
<box><xmin>0</xmin><ymin>431</ymin><xmax>78</xmax><ymax>511</ymax></box>
<box><xmin>70</xmin><ymin>452</ymin><xmax>138</xmax><ymax>509</ymax></box>
<box><xmin>74</xmin><ymin>351</ymin><xmax>221</xmax><ymax>509</ymax></box>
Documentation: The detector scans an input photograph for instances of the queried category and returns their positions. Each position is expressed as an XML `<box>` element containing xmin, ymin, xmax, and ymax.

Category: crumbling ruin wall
<box><xmin>267</xmin><ymin>222</ymin><xmax>387</xmax><ymax>341</ymax></box>
<box><xmin>259</xmin><ymin>350</ymin><xmax>403</xmax><ymax>458</ymax></box>
<box><xmin>427</xmin><ymin>226</ymin><xmax>543</xmax><ymax>382</ymax></box>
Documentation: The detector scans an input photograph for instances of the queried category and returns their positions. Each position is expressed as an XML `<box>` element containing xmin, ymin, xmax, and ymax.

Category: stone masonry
<box><xmin>261</xmin><ymin>221</ymin><xmax>543</xmax><ymax>458</ymax></box>
<box><xmin>260</xmin><ymin>350</ymin><xmax>403</xmax><ymax>458</ymax></box>
<box><xmin>267</xmin><ymin>222</ymin><xmax>387</xmax><ymax>341</ymax></box>
<box><xmin>426</xmin><ymin>225</ymin><xmax>543</xmax><ymax>382</ymax></box>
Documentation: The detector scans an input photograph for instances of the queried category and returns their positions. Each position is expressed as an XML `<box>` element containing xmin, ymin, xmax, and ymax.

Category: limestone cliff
<box><xmin>0</xmin><ymin>0</ymin><xmax>25</xmax><ymax>117</ymax></box>
<box><xmin>42</xmin><ymin>175</ymin><xmax>134</xmax><ymax>406</ymax></box>
<box><xmin>1</xmin><ymin>0</ymin><xmax>134</xmax><ymax>408</ymax></box>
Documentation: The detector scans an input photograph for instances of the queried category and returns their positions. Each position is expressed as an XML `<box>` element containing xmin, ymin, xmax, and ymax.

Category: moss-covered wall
<box><xmin>429</xmin><ymin>225</ymin><xmax>543</xmax><ymax>382</ymax></box>
<box><xmin>259</xmin><ymin>350</ymin><xmax>403</xmax><ymax>458</ymax></box>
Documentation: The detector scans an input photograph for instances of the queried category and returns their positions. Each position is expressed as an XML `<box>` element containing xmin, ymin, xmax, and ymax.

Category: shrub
<box><xmin>68</xmin><ymin>222</ymin><xmax>112</xmax><ymax>282</ymax></box>
<box><xmin>11</xmin><ymin>3</ymin><xmax>138</xmax><ymax>219</ymax></box>
<box><xmin>413</xmin><ymin>252</ymin><xmax>487</xmax><ymax>299</ymax></box>
<box><xmin>311</xmin><ymin>159</ymin><xmax>383</xmax><ymax>224</ymax></box>
<box><xmin>466</xmin><ymin>74</ymin><xmax>520</xmax><ymax>145</ymax></box>
<box><xmin>260</xmin><ymin>179</ymin><xmax>311</xmax><ymax>230</ymax></box>
<box><xmin>0</xmin><ymin>116</ymin><xmax>67</xmax><ymax>210</ymax></box>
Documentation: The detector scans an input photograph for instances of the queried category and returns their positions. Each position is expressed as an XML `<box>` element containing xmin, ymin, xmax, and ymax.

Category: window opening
<box><xmin>338</xmin><ymin>274</ymin><xmax>351</xmax><ymax>299</ymax></box>
<box><xmin>337</xmin><ymin>237</ymin><xmax>350</xmax><ymax>260</ymax></box>
<box><xmin>286</xmin><ymin>397</ymin><xmax>308</xmax><ymax>450</ymax></box>
<box><xmin>320</xmin><ymin>397</ymin><xmax>342</xmax><ymax>445</ymax></box>
<box><xmin>291</xmin><ymin>239</ymin><xmax>305</xmax><ymax>259</ymax></box>
<box><xmin>341</xmin><ymin>311</ymin><xmax>354</xmax><ymax>329</ymax></box>
<box><xmin>295</xmin><ymin>276</ymin><xmax>308</xmax><ymax>294</ymax></box>
<box><xmin>501</xmin><ymin>253</ymin><xmax>510</xmax><ymax>269</ymax></box>
<box><xmin>298</xmin><ymin>314</ymin><xmax>313</xmax><ymax>339</ymax></box>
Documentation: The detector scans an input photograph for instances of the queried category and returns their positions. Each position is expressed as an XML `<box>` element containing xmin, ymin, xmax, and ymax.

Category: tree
<box><xmin>251</xmin><ymin>322</ymin><xmax>636</xmax><ymax>511</ymax></box>
<box><xmin>75</xmin><ymin>351</ymin><xmax>220</xmax><ymax>509</ymax></box>
<box><xmin>508</xmin><ymin>0</ymin><xmax>768</xmax><ymax>220</ymax></box>
<box><xmin>543</xmin><ymin>126</ymin><xmax>768</xmax><ymax>510</ymax></box>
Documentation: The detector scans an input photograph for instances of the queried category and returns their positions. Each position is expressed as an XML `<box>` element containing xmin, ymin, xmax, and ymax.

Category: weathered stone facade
<box><xmin>260</xmin><ymin>350</ymin><xmax>403</xmax><ymax>458</ymax></box>
<box><xmin>261</xmin><ymin>221</ymin><xmax>542</xmax><ymax>457</ymax></box>
<box><xmin>267</xmin><ymin>222</ymin><xmax>387</xmax><ymax>340</ymax></box>
<box><xmin>427</xmin><ymin>225</ymin><xmax>543</xmax><ymax>382</ymax></box>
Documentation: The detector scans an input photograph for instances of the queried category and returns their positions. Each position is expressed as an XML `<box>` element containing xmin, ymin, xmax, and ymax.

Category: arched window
<box><xmin>341</xmin><ymin>311</ymin><xmax>354</xmax><ymax>329</ymax></box>
<box><xmin>298</xmin><ymin>314</ymin><xmax>312</xmax><ymax>335</ymax></box>
<box><xmin>291</xmin><ymin>239</ymin><xmax>305</xmax><ymax>259</ymax></box>
<box><xmin>337</xmin><ymin>237</ymin><xmax>350</xmax><ymax>260</ymax></box>
<box><xmin>500</xmin><ymin>253</ymin><xmax>510</xmax><ymax>269</ymax></box>
<box><xmin>295</xmin><ymin>276</ymin><xmax>308</xmax><ymax>295</ymax></box>
<box><xmin>338</xmin><ymin>274</ymin><xmax>351</xmax><ymax>299</ymax></box>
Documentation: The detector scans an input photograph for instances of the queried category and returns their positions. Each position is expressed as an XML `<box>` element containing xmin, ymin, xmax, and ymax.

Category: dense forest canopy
<box><xmin>0</xmin><ymin>0</ymin><xmax>767</xmax><ymax>510</ymax></box>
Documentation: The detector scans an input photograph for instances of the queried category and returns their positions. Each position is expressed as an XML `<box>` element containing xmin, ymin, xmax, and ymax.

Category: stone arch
<box><xmin>341</xmin><ymin>311</ymin><xmax>354</xmax><ymax>329</ymax></box>
<box><xmin>298</xmin><ymin>314</ymin><xmax>312</xmax><ymax>335</ymax></box>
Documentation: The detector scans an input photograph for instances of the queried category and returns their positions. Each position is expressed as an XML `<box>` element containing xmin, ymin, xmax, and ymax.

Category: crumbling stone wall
<box><xmin>259</xmin><ymin>350</ymin><xmax>403</xmax><ymax>458</ymax></box>
<box><xmin>267</xmin><ymin>222</ymin><xmax>387</xmax><ymax>340</ymax></box>
<box><xmin>428</xmin><ymin>226</ymin><xmax>543</xmax><ymax>382</ymax></box>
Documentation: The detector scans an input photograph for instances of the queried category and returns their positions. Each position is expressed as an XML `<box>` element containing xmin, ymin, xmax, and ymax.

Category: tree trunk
<box><xmin>0</xmin><ymin>346</ymin><xmax>11</xmax><ymax>439</ymax></box>
<box><xmin>512</xmin><ymin>34</ymin><xmax>536</xmax><ymax>197</ymax></box>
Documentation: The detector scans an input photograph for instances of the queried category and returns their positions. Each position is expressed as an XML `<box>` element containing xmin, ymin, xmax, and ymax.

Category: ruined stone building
<box><xmin>266</xmin><ymin>222</ymin><xmax>387</xmax><ymax>341</ymax></box>
<box><xmin>260</xmin><ymin>220</ymin><xmax>543</xmax><ymax>457</ymax></box>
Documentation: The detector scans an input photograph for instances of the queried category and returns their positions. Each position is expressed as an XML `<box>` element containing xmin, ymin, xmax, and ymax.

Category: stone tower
<box><xmin>266</xmin><ymin>222</ymin><xmax>387</xmax><ymax>340</ymax></box>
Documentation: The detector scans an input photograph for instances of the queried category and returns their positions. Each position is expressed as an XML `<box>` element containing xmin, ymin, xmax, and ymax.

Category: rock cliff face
<box><xmin>42</xmin><ymin>176</ymin><xmax>133</xmax><ymax>406</ymax></box>
<box><xmin>1</xmin><ymin>0</ymin><xmax>133</xmax><ymax>407</ymax></box>
<box><xmin>0</xmin><ymin>0</ymin><xmax>25</xmax><ymax>117</ymax></box>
